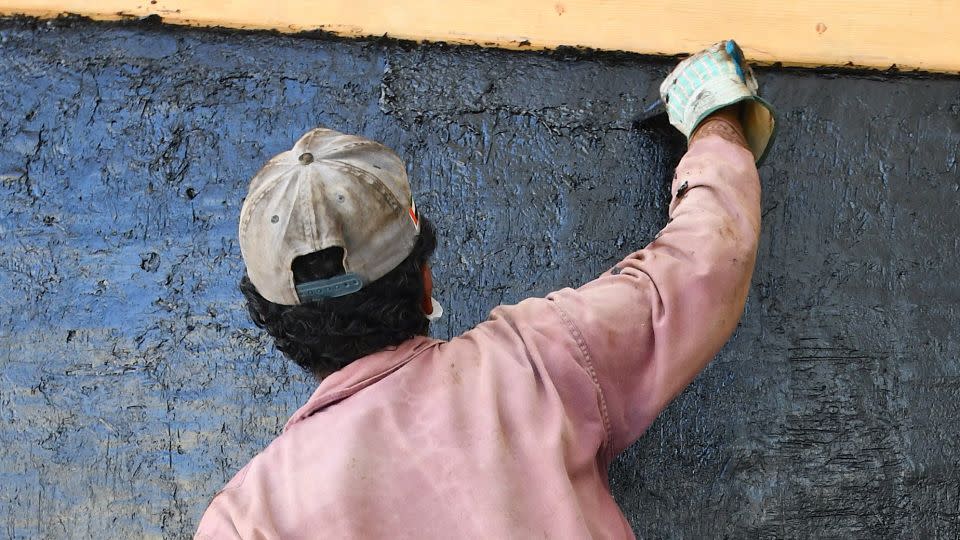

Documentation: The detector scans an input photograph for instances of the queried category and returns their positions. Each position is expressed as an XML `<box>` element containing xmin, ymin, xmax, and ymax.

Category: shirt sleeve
<box><xmin>547</xmin><ymin>134</ymin><xmax>762</xmax><ymax>456</ymax></box>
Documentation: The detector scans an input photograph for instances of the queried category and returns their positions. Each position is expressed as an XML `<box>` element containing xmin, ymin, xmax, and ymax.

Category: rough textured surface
<box><xmin>1</xmin><ymin>18</ymin><xmax>958</xmax><ymax>539</ymax></box>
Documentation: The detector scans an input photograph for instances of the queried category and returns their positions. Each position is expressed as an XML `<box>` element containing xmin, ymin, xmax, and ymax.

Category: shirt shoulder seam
<box><xmin>285</xmin><ymin>340</ymin><xmax>440</xmax><ymax>430</ymax></box>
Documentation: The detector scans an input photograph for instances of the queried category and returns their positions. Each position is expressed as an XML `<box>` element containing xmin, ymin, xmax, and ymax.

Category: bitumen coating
<box><xmin>1</xmin><ymin>16</ymin><xmax>959</xmax><ymax>539</ymax></box>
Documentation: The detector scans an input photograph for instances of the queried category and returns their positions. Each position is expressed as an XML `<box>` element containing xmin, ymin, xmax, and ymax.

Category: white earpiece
<box><xmin>426</xmin><ymin>297</ymin><xmax>443</xmax><ymax>321</ymax></box>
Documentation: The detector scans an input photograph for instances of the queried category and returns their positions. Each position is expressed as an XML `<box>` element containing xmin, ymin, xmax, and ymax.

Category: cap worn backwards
<box><xmin>239</xmin><ymin>128</ymin><xmax>421</xmax><ymax>306</ymax></box>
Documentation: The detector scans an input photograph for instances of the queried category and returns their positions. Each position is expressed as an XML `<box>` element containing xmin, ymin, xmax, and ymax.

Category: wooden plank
<box><xmin>1</xmin><ymin>0</ymin><xmax>958</xmax><ymax>73</ymax></box>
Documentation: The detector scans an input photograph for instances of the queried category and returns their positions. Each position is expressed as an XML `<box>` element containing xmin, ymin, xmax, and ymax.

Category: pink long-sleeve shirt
<box><xmin>196</xmin><ymin>134</ymin><xmax>761</xmax><ymax>539</ymax></box>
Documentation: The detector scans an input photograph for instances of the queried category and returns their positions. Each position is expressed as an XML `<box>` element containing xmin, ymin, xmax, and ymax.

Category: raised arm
<box><xmin>547</xmin><ymin>41</ymin><xmax>775</xmax><ymax>455</ymax></box>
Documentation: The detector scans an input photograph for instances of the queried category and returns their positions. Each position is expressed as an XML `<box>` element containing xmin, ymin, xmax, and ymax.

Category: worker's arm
<box><xmin>546</xmin><ymin>41</ymin><xmax>773</xmax><ymax>456</ymax></box>
<box><xmin>548</xmin><ymin>108</ymin><xmax>760</xmax><ymax>455</ymax></box>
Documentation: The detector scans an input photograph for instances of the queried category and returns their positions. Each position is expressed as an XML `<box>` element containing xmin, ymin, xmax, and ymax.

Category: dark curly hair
<box><xmin>239</xmin><ymin>216</ymin><xmax>437</xmax><ymax>378</ymax></box>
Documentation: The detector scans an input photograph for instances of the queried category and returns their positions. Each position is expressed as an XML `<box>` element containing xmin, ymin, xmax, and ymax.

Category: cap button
<box><xmin>298</xmin><ymin>152</ymin><xmax>314</xmax><ymax>165</ymax></box>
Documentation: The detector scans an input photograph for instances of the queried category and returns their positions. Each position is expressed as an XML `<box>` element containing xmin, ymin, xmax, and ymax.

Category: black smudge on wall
<box><xmin>1</xmin><ymin>17</ymin><xmax>959</xmax><ymax>539</ymax></box>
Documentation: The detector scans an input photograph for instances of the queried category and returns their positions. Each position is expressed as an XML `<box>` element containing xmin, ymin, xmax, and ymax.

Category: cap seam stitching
<box><xmin>321</xmin><ymin>160</ymin><xmax>406</xmax><ymax>213</ymax></box>
<box><xmin>238</xmin><ymin>161</ymin><xmax>300</xmax><ymax>234</ymax></box>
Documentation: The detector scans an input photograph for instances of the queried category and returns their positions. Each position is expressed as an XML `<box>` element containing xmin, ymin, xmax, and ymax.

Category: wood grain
<box><xmin>1</xmin><ymin>0</ymin><xmax>957</xmax><ymax>73</ymax></box>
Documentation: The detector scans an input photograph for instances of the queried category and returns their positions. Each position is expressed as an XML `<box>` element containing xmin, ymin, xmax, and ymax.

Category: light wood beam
<box><xmin>1</xmin><ymin>1</ymin><xmax>958</xmax><ymax>73</ymax></box>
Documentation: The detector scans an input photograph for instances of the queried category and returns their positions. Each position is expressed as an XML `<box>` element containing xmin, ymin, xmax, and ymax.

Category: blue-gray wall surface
<box><xmin>1</xmin><ymin>18</ymin><xmax>959</xmax><ymax>539</ymax></box>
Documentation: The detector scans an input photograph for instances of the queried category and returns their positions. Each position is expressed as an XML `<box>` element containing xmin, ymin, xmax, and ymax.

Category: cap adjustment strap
<box><xmin>295</xmin><ymin>273</ymin><xmax>364</xmax><ymax>302</ymax></box>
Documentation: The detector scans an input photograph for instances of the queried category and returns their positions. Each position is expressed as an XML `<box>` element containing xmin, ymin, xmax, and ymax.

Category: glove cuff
<box><xmin>668</xmin><ymin>81</ymin><xmax>776</xmax><ymax>164</ymax></box>
<box><xmin>694</xmin><ymin>96</ymin><xmax>776</xmax><ymax>165</ymax></box>
<box><xmin>741</xmin><ymin>96</ymin><xmax>777</xmax><ymax>165</ymax></box>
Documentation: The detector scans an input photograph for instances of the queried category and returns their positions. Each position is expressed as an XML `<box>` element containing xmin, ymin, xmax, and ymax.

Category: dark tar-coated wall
<box><xmin>1</xmin><ymin>17</ymin><xmax>959</xmax><ymax>539</ymax></box>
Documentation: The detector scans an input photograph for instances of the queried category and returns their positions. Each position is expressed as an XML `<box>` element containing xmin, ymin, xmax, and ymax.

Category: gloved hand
<box><xmin>661</xmin><ymin>39</ymin><xmax>776</xmax><ymax>164</ymax></box>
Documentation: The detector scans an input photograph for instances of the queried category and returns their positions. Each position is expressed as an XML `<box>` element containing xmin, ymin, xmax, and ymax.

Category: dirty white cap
<box><xmin>239</xmin><ymin>128</ymin><xmax>421</xmax><ymax>305</ymax></box>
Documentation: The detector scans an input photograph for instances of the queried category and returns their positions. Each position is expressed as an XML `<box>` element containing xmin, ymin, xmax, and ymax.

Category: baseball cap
<box><xmin>239</xmin><ymin>128</ymin><xmax>422</xmax><ymax>306</ymax></box>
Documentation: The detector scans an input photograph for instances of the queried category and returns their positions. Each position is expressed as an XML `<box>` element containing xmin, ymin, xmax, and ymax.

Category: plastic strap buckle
<box><xmin>295</xmin><ymin>273</ymin><xmax>364</xmax><ymax>302</ymax></box>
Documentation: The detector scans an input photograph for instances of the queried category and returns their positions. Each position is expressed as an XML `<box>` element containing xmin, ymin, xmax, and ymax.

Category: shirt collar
<box><xmin>284</xmin><ymin>335</ymin><xmax>440</xmax><ymax>431</ymax></box>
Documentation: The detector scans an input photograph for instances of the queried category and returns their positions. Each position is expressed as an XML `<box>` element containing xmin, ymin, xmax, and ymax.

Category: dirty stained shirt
<box><xmin>195</xmin><ymin>134</ymin><xmax>761</xmax><ymax>539</ymax></box>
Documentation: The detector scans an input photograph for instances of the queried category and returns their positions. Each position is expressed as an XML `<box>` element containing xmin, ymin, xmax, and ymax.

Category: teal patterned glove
<box><xmin>661</xmin><ymin>40</ymin><xmax>776</xmax><ymax>164</ymax></box>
